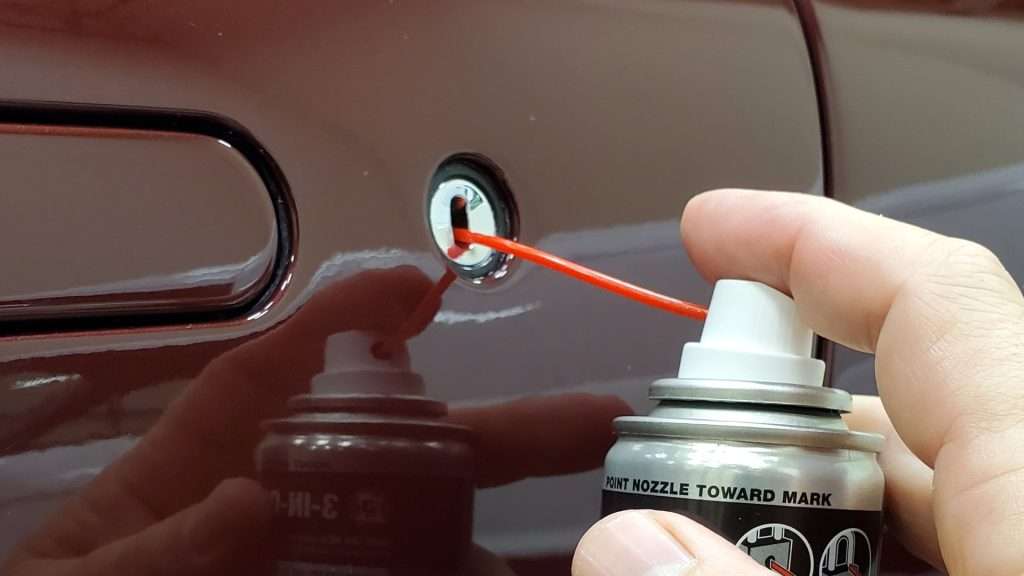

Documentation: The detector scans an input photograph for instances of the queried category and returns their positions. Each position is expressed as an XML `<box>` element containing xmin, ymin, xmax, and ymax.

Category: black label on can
<box><xmin>262</xmin><ymin>473</ymin><xmax>473</xmax><ymax>576</ymax></box>
<box><xmin>603</xmin><ymin>491</ymin><xmax>882</xmax><ymax>576</ymax></box>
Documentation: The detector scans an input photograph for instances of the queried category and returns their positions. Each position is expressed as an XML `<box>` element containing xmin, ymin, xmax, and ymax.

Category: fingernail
<box><xmin>574</xmin><ymin>510</ymin><xmax>696</xmax><ymax>576</ymax></box>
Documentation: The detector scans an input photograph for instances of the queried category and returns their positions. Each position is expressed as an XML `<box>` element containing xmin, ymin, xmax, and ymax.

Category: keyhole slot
<box><xmin>450</xmin><ymin>196</ymin><xmax>469</xmax><ymax>247</ymax></box>
<box><xmin>426</xmin><ymin>154</ymin><xmax>518</xmax><ymax>285</ymax></box>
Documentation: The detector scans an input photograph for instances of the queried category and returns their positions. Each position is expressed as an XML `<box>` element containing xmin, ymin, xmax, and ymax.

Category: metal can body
<box><xmin>257</xmin><ymin>395</ymin><xmax>474</xmax><ymax>576</ymax></box>
<box><xmin>602</xmin><ymin>381</ymin><xmax>885</xmax><ymax>576</ymax></box>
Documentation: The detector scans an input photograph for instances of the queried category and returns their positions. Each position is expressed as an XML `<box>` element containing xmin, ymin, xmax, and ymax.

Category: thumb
<box><xmin>59</xmin><ymin>478</ymin><xmax>270</xmax><ymax>576</ymax></box>
<box><xmin>573</xmin><ymin>510</ymin><xmax>774</xmax><ymax>576</ymax></box>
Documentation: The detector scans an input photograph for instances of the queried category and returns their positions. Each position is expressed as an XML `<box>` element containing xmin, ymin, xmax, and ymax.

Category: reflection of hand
<box><xmin>574</xmin><ymin>189</ymin><xmax>1024</xmax><ymax>575</ymax></box>
<box><xmin>4</xmin><ymin>265</ymin><xmax>630</xmax><ymax>575</ymax></box>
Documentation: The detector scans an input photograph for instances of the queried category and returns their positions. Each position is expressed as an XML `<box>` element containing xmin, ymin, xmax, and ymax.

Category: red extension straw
<box><xmin>454</xmin><ymin>229</ymin><xmax>708</xmax><ymax>321</ymax></box>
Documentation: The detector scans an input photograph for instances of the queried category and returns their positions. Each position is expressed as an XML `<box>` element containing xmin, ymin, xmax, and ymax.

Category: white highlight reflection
<box><xmin>434</xmin><ymin>302</ymin><xmax>541</xmax><ymax>325</ymax></box>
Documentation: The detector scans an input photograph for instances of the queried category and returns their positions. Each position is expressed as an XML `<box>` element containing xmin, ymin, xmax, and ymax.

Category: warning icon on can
<box><xmin>737</xmin><ymin>524</ymin><xmax>813</xmax><ymax>576</ymax></box>
<box><xmin>820</xmin><ymin>528</ymin><xmax>872</xmax><ymax>576</ymax></box>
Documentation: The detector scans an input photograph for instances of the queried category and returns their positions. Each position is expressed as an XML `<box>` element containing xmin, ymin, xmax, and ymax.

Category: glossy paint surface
<box><xmin>0</xmin><ymin>1</ymin><xmax>822</xmax><ymax>568</ymax></box>
<box><xmin>0</xmin><ymin>122</ymin><xmax>279</xmax><ymax>323</ymax></box>
<box><xmin>7</xmin><ymin>0</ymin><xmax>1018</xmax><ymax>573</ymax></box>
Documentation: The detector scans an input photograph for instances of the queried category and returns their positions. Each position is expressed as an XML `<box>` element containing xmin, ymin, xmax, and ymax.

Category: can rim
<box><xmin>263</xmin><ymin>413</ymin><xmax>474</xmax><ymax>442</ymax></box>
<box><xmin>614</xmin><ymin>415</ymin><xmax>884</xmax><ymax>452</ymax></box>
<box><xmin>649</xmin><ymin>378</ymin><xmax>852</xmax><ymax>412</ymax></box>
<box><xmin>287</xmin><ymin>393</ymin><xmax>448</xmax><ymax>416</ymax></box>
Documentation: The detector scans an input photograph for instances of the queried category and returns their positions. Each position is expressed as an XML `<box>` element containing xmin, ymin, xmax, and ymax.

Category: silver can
<box><xmin>603</xmin><ymin>379</ymin><xmax>884</xmax><ymax>576</ymax></box>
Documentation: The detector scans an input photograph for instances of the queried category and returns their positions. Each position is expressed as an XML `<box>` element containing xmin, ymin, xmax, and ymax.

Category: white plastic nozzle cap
<box><xmin>677</xmin><ymin>280</ymin><xmax>825</xmax><ymax>386</ymax></box>
<box><xmin>310</xmin><ymin>332</ymin><xmax>425</xmax><ymax>396</ymax></box>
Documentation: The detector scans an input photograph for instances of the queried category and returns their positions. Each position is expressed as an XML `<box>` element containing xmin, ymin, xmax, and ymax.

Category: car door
<box><xmin>11</xmin><ymin>1</ymin><xmax>1016</xmax><ymax>574</ymax></box>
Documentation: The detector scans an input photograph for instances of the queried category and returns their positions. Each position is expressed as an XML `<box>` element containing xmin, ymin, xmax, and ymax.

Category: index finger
<box><xmin>682</xmin><ymin>189</ymin><xmax>1024</xmax><ymax>576</ymax></box>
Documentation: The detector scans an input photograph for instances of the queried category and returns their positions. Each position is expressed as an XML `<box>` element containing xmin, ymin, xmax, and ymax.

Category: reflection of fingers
<box><xmin>450</xmin><ymin>394</ymin><xmax>632</xmax><ymax>488</ymax></box>
<box><xmin>2</xmin><ymin>268</ymin><xmax>437</xmax><ymax>452</ymax></box>
<box><xmin>374</xmin><ymin>269</ymin><xmax>456</xmax><ymax>359</ymax></box>
<box><xmin>572</xmin><ymin>510</ymin><xmax>773</xmax><ymax>576</ymax></box>
<box><xmin>228</xmin><ymin>265</ymin><xmax>436</xmax><ymax>384</ymax></box>
<box><xmin>264</xmin><ymin>266</ymin><xmax>437</xmax><ymax>356</ymax></box>
<box><xmin>844</xmin><ymin>395</ymin><xmax>942</xmax><ymax>571</ymax></box>
<box><xmin>53</xmin><ymin>267</ymin><xmax>434</xmax><ymax>551</ymax></box>
<box><xmin>42</xmin><ymin>478</ymin><xmax>269</xmax><ymax>576</ymax></box>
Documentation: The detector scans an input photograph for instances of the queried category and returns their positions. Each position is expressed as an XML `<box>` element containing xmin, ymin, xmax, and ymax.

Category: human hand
<box><xmin>4</xmin><ymin>266</ymin><xmax>629</xmax><ymax>575</ymax></box>
<box><xmin>573</xmin><ymin>189</ymin><xmax>1024</xmax><ymax>576</ymax></box>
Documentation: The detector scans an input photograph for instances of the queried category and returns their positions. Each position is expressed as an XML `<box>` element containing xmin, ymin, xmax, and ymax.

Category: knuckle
<box><xmin>912</xmin><ymin>237</ymin><xmax>1019</xmax><ymax>317</ymax></box>
<box><xmin>934</xmin><ymin>238</ymin><xmax>1005</xmax><ymax>278</ymax></box>
<box><xmin>935</xmin><ymin>238</ymin><xmax>1004</xmax><ymax>275</ymax></box>
<box><xmin>889</xmin><ymin>236</ymin><xmax>1024</xmax><ymax>453</ymax></box>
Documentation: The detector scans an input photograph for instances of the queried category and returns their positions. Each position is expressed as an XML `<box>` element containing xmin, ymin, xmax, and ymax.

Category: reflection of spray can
<box><xmin>256</xmin><ymin>334</ymin><xmax>475</xmax><ymax>576</ymax></box>
<box><xmin>601</xmin><ymin>281</ymin><xmax>884</xmax><ymax>576</ymax></box>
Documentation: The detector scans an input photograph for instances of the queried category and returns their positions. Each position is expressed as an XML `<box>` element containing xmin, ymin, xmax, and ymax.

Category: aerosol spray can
<box><xmin>602</xmin><ymin>280</ymin><xmax>884</xmax><ymax>576</ymax></box>
<box><xmin>256</xmin><ymin>333</ymin><xmax>475</xmax><ymax>576</ymax></box>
